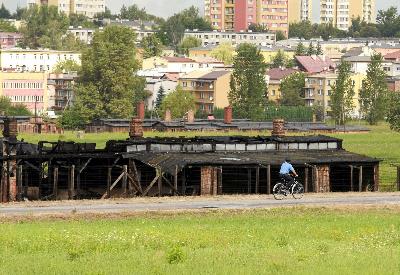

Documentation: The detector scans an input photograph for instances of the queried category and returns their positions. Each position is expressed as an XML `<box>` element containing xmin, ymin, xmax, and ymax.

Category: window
<box><xmin>182</xmin><ymin>81</ymin><xmax>187</xmax><ymax>87</ymax></box>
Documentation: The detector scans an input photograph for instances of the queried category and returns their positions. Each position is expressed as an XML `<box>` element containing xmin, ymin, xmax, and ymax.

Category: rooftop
<box><xmin>266</xmin><ymin>68</ymin><xmax>298</xmax><ymax>80</ymax></box>
<box><xmin>295</xmin><ymin>55</ymin><xmax>335</xmax><ymax>74</ymax></box>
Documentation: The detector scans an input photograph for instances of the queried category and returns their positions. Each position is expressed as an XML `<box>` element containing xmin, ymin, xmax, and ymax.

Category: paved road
<box><xmin>0</xmin><ymin>193</ymin><xmax>399</xmax><ymax>216</ymax></box>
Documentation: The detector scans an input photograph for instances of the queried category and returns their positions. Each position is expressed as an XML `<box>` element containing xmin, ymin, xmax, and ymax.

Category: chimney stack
<box><xmin>187</xmin><ymin>109</ymin><xmax>194</xmax><ymax>123</ymax></box>
<box><xmin>2</xmin><ymin>117</ymin><xmax>18</xmax><ymax>139</ymax></box>
<box><xmin>164</xmin><ymin>109</ymin><xmax>171</xmax><ymax>122</ymax></box>
<box><xmin>136</xmin><ymin>101</ymin><xmax>145</xmax><ymax>120</ymax></box>
<box><xmin>224</xmin><ymin>106</ymin><xmax>232</xmax><ymax>124</ymax></box>
<box><xmin>129</xmin><ymin>117</ymin><xmax>143</xmax><ymax>139</ymax></box>
<box><xmin>271</xmin><ymin>119</ymin><xmax>285</xmax><ymax>137</ymax></box>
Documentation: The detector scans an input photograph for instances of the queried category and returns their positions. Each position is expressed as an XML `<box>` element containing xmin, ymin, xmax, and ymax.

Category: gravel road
<box><xmin>0</xmin><ymin>193</ymin><xmax>399</xmax><ymax>217</ymax></box>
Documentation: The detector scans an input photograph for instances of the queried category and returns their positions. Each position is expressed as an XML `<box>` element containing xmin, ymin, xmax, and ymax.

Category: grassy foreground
<box><xmin>15</xmin><ymin>122</ymin><xmax>400</xmax><ymax>189</ymax></box>
<box><xmin>0</xmin><ymin>207</ymin><xmax>399</xmax><ymax>274</ymax></box>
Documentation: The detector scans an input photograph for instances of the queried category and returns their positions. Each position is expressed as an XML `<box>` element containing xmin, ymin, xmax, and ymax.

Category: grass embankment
<box><xmin>0</xmin><ymin>208</ymin><xmax>399</xmax><ymax>274</ymax></box>
<box><xmin>15</xmin><ymin>122</ymin><xmax>400</xmax><ymax>189</ymax></box>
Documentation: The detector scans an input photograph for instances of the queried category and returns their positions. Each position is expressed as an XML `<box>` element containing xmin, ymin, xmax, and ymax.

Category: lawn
<box><xmin>0</xmin><ymin>207</ymin><xmax>399</xmax><ymax>274</ymax></box>
<box><xmin>14</xmin><ymin>122</ymin><xmax>400</xmax><ymax>189</ymax></box>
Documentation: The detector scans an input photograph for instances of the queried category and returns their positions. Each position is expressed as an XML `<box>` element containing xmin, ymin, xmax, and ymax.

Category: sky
<box><xmin>1</xmin><ymin>0</ymin><xmax>400</xmax><ymax>20</ymax></box>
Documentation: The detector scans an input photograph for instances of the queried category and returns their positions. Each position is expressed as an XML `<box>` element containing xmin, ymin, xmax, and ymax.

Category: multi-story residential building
<box><xmin>206</xmin><ymin>0</ymin><xmax>288</xmax><ymax>35</ymax></box>
<box><xmin>304</xmin><ymin>72</ymin><xmax>365</xmax><ymax>119</ymax></box>
<box><xmin>184</xmin><ymin>30</ymin><xmax>275</xmax><ymax>46</ymax></box>
<box><xmin>0</xmin><ymin>32</ymin><xmax>23</xmax><ymax>49</ymax></box>
<box><xmin>27</xmin><ymin>0</ymin><xmax>105</xmax><ymax>18</ymax></box>
<box><xmin>288</xmin><ymin>0</ymin><xmax>312</xmax><ymax>23</ymax></box>
<box><xmin>0</xmin><ymin>72</ymin><xmax>48</xmax><ymax>114</ymax></box>
<box><xmin>0</xmin><ymin>48</ymin><xmax>81</xmax><ymax>73</ymax></box>
<box><xmin>179</xmin><ymin>70</ymin><xmax>232</xmax><ymax>112</ymax></box>
<box><xmin>145</xmin><ymin>76</ymin><xmax>178</xmax><ymax>111</ymax></box>
<box><xmin>320</xmin><ymin>0</ymin><xmax>375</xmax><ymax>31</ymax></box>
<box><xmin>266</xmin><ymin>68</ymin><xmax>298</xmax><ymax>102</ymax></box>
<box><xmin>47</xmin><ymin>73</ymin><xmax>77</xmax><ymax>111</ymax></box>
<box><xmin>66</xmin><ymin>26</ymin><xmax>98</xmax><ymax>44</ymax></box>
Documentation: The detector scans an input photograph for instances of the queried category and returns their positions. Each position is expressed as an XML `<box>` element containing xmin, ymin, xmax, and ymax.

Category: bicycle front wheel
<box><xmin>273</xmin><ymin>183</ymin><xmax>286</xmax><ymax>200</ymax></box>
<box><xmin>291</xmin><ymin>183</ymin><xmax>304</xmax><ymax>199</ymax></box>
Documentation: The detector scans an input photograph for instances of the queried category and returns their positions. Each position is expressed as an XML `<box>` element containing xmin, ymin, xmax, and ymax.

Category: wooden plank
<box><xmin>79</xmin><ymin>158</ymin><xmax>92</xmax><ymax>174</ymax></box>
<box><xmin>158</xmin><ymin>171</ymin><xmax>162</xmax><ymax>197</ymax></box>
<box><xmin>131</xmin><ymin>160</ymin><xmax>142</xmax><ymax>192</ymax></box>
<box><xmin>313</xmin><ymin>165</ymin><xmax>318</xmax><ymax>192</ymax></box>
<box><xmin>68</xmin><ymin>165</ymin><xmax>75</xmax><ymax>200</ymax></box>
<box><xmin>267</xmin><ymin>165</ymin><xmax>271</xmax><ymax>195</ymax></box>
<box><xmin>122</xmin><ymin>165</ymin><xmax>128</xmax><ymax>196</ymax></box>
<box><xmin>106</xmin><ymin>167</ymin><xmax>112</xmax><ymax>199</ymax></box>
<box><xmin>350</xmin><ymin>165</ymin><xmax>354</xmax><ymax>192</ymax></box>
<box><xmin>142</xmin><ymin>173</ymin><xmax>160</xmax><ymax>196</ymax></box>
<box><xmin>126</xmin><ymin>174</ymin><xmax>142</xmax><ymax>194</ymax></box>
<box><xmin>17</xmin><ymin>165</ymin><xmax>23</xmax><ymax>201</ymax></box>
<box><xmin>217</xmin><ymin>167</ymin><xmax>223</xmax><ymax>195</ymax></box>
<box><xmin>53</xmin><ymin>167</ymin><xmax>59</xmax><ymax>200</ymax></box>
<box><xmin>174</xmin><ymin>165</ymin><xmax>178</xmax><ymax>196</ymax></box>
<box><xmin>359</xmin><ymin>166</ymin><xmax>363</xmax><ymax>192</ymax></box>
<box><xmin>304</xmin><ymin>167</ymin><xmax>309</xmax><ymax>193</ymax></box>
<box><xmin>162</xmin><ymin>174</ymin><xmax>178</xmax><ymax>193</ymax></box>
<box><xmin>101</xmin><ymin>172</ymin><xmax>125</xmax><ymax>199</ymax></box>
<box><xmin>255</xmin><ymin>167</ymin><xmax>260</xmax><ymax>194</ymax></box>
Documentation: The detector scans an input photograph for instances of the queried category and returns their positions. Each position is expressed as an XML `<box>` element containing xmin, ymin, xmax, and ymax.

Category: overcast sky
<box><xmin>1</xmin><ymin>0</ymin><xmax>400</xmax><ymax>20</ymax></box>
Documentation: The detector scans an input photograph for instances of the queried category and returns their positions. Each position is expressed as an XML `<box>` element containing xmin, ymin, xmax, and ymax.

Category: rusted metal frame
<box><xmin>142</xmin><ymin>169</ymin><xmax>161</xmax><ymax>196</ymax></box>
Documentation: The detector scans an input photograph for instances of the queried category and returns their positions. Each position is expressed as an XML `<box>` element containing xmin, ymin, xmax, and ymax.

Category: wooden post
<box><xmin>53</xmin><ymin>167</ymin><xmax>58</xmax><ymax>199</ymax></box>
<box><xmin>17</xmin><ymin>165</ymin><xmax>23</xmax><ymax>201</ymax></box>
<box><xmin>304</xmin><ymin>167</ymin><xmax>309</xmax><ymax>193</ymax></box>
<box><xmin>181</xmin><ymin>169</ymin><xmax>186</xmax><ymax>195</ymax></box>
<box><xmin>76</xmin><ymin>172</ymin><xmax>81</xmax><ymax>199</ymax></box>
<box><xmin>67</xmin><ymin>165</ymin><xmax>75</xmax><ymax>199</ymax></box>
<box><xmin>158</xmin><ymin>170</ymin><xmax>162</xmax><ymax>197</ymax></box>
<box><xmin>122</xmin><ymin>165</ymin><xmax>128</xmax><ymax>196</ymax></box>
<box><xmin>107</xmin><ymin>167</ymin><xmax>112</xmax><ymax>199</ymax></box>
<box><xmin>217</xmin><ymin>167</ymin><xmax>223</xmax><ymax>195</ymax></box>
<box><xmin>313</xmin><ymin>166</ymin><xmax>318</xmax><ymax>192</ymax></box>
<box><xmin>350</xmin><ymin>165</ymin><xmax>354</xmax><ymax>192</ymax></box>
<box><xmin>174</xmin><ymin>165</ymin><xmax>178</xmax><ymax>196</ymax></box>
<box><xmin>247</xmin><ymin>168</ymin><xmax>251</xmax><ymax>194</ymax></box>
<box><xmin>267</xmin><ymin>165</ymin><xmax>271</xmax><ymax>195</ymax></box>
<box><xmin>255</xmin><ymin>167</ymin><xmax>260</xmax><ymax>194</ymax></box>
<box><xmin>359</xmin><ymin>166</ymin><xmax>363</xmax><ymax>192</ymax></box>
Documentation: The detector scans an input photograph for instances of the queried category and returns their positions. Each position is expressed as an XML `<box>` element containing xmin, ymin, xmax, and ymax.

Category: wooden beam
<box><xmin>162</xmin><ymin>174</ymin><xmax>178</xmax><ymax>194</ymax></box>
<box><xmin>174</xmin><ymin>165</ymin><xmax>178</xmax><ymax>196</ymax></box>
<box><xmin>142</xmin><ymin>172</ymin><xmax>160</xmax><ymax>196</ymax></box>
<box><xmin>126</xmin><ymin>174</ymin><xmax>142</xmax><ymax>195</ymax></box>
<box><xmin>23</xmin><ymin>161</ymin><xmax>40</xmax><ymax>172</ymax></box>
<box><xmin>217</xmin><ymin>167</ymin><xmax>223</xmax><ymax>195</ymax></box>
<box><xmin>181</xmin><ymin>169</ymin><xmax>186</xmax><ymax>195</ymax></box>
<box><xmin>255</xmin><ymin>167</ymin><xmax>260</xmax><ymax>194</ymax></box>
<box><xmin>267</xmin><ymin>165</ymin><xmax>271</xmax><ymax>195</ymax></box>
<box><xmin>359</xmin><ymin>166</ymin><xmax>363</xmax><ymax>192</ymax></box>
<box><xmin>53</xmin><ymin>167</ymin><xmax>58</xmax><ymax>200</ymax></box>
<box><xmin>350</xmin><ymin>165</ymin><xmax>354</xmax><ymax>192</ymax></box>
<box><xmin>158</xmin><ymin>171</ymin><xmax>162</xmax><ymax>197</ymax></box>
<box><xmin>79</xmin><ymin>158</ymin><xmax>92</xmax><ymax>174</ymax></box>
<box><xmin>68</xmin><ymin>165</ymin><xmax>75</xmax><ymax>200</ymax></box>
<box><xmin>17</xmin><ymin>165</ymin><xmax>23</xmax><ymax>201</ymax></box>
<box><xmin>304</xmin><ymin>167</ymin><xmax>309</xmax><ymax>193</ymax></box>
<box><xmin>122</xmin><ymin>165</ymin><xmax>128</xmax><ymax>196</ymax></box>
<box><xmin>101</xmin><ymin>172</ymin><xmax>125</xmax><ymax>199</ymax></box>
<box><xmin>106</xmin><ymin>167</ymin><xmax>112</xmax><ymax>199</ymax></box>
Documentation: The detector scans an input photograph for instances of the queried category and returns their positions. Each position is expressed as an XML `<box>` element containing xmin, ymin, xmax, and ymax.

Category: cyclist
<box><xmin>279</xmin><ymin>158</ymin><xmax>298</xmax><ymax>190</ymax></box>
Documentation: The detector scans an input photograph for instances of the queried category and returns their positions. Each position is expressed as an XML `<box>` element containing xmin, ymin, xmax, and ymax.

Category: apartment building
<box><xmin>206</xmin><ymin>0</ymin><xmax>288</xmax><ymax>35</ymax></box>
<box><xmin>27</xmin><ymin>0</ymin><xmax>105</xmax><ymax>18</ymax></box>
<box><xmin>141</xmin><ymin>56</ymin><xmax>224</xmax><ymax>73</ymax></box>
<box><xmin>47</xmin><ymin>73</ymin><xmax>77</xmax><ymax>111</ymax></box>
<box><xmin>184</xmin><ymin>30</ymin><xmax>275</xmax><ymax>46</ymax></box>
<box><xmin>304</xmin><ymin>72</ymin><xmax>365</xmax><ymax>119</ymax></box>
<box><xmin>0</xmin><ymin>48</ymin><xmax>81</xmax><ymax>73</ymax></box>
<box><xmin>0</xmin><ymin>32</ymin><xmax>23</xmax><ymax>49</ymax></box>
<box><xmin>0</xmin><ymin>72</ymin><xmax>48</xmax><ymax>114</ymax></box>
<box><xmin>179</xmin><ymin>70</ymin><xmax>232</xmax><ymax>112</ymax></box>
<box><xmin>320</xmin><ymin>0</ymin><xmax>375</xmax><ymax>31</ymax></box>
<box><xmin>266</xmin><ymin>68</ymin><xmax>298</xmax><ymax>102</ymax></box>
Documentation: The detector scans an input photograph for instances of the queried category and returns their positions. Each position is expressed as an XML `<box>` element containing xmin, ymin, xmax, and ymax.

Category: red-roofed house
<box><xmin>295</xmin><ymin>55</ymin><xmax>335</xmax><ymax>74</ymax></box>
<box><xmin>384</xmin><ymin>50</ymin><xmax>400</xmax><ymax>62</ymax></box>
<box><xmin>266</xmin><ymin>68</ymin><xmax>298</xmax><ymax>102</ymax></box>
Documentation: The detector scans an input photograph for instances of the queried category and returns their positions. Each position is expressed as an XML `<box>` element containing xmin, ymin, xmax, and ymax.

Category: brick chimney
<box><xmin>2</xmin><ymin>117</ymin><xmax>18</xmax><ymax>139</ymax></box>
<box><xmin>129</xmin><ymin>117</ymin><xmax>143</xmax><ymax>139</ymax></box>
<box><xmin>165</xmin><ymin>109</ymin><xmax>171</xmax><ymax>122</ymax></box>
<box><xmin>224</xmin><ymin>106</ymin><xmax>232</xmax><ymax>124</ymax></box>
<box><xmin>271</xmin><ymin>119</ymin><xmax>285</xmax><ymax>137</ymax></box>
<box><xmin>136</xmin><ymin>101</ymin><xmax>145</xmax><ymax>120</ymax></box>
<box><xmin>187</xmin><ymin>109</ymin><xmax>195</xmax><ymax>123</ymax></box>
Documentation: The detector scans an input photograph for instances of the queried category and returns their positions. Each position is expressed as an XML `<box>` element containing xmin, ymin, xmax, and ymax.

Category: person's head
<box><xmin>285</xmin><ymin>158</ymin><xmax>291</xmax><ymax>163</ymax></box>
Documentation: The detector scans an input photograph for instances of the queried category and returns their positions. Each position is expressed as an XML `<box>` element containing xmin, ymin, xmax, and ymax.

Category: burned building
<box><xmin>0</xmin><ymin>118</ymin><xmax>380</xmax><ymax>202</ymax></box>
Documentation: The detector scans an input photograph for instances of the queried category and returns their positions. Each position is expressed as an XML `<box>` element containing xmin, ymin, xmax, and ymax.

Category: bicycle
<box><xmin>273</xmin><ymin>175</ymin><xmax>304</xmax><ymax>200</ymax></box>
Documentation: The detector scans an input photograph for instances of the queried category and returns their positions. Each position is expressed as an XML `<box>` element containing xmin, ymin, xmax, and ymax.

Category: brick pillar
<box><xmin>1</xmin><ymin>117</ymin><xmax>18</xmax><ymax>202</ymax></box>
<box><xmin>201</xmin><ymin>166</ymin><xmax>218</xmax><ymax>196</ymax></box>
<box><xmin>136</xmin><ymin>101</ymin><xmax>145</xmax><ymax>120</ymax></box>
<box><xmin>271</xmin><ymin>119</ymin><xmax>285</xmax><ymax>137</ymax></box>
<box><xmin>129</xmin><ymin>117</ymin><xmax>143</xmax><ymax>139</ymax></box>
<box><xmin>314</xmin><ymin>165</ymin><xmax>330</xmax><ymax>193</ymax></box>
<box><xmin>224</xmin><ymin>106</ymin><xmax>232</xmax><ymax>124</ymax></box>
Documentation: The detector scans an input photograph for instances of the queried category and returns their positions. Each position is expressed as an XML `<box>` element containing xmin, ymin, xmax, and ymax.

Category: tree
<box><xmin>0</xmin><ymin>3</ymin><xmax>11</xmax><ymax>19</ymax></box>
<box><xmin>155</xmin><ymin>85</ymin><xmax>166</xmax><ymax>109</ymax></box>
<box><xmin>376</xmin><ymin>7</ymin><xmax>400</xmax><ymax>37</ymax></box>
<box><xmin>295</xmin><ymin>42</ymin><xmax>307</xmax><ymax>56</ymax></box>
<box><xmin>141</xmin><ymin>34</ymin><xmax>163</xmax><ymax>58</ymax></box>
<box><xmin>248</xmin><ymin>23</ymin><xmax>269</xmax><ymax>32</ymax></box>
<box><xmin>289</xmin><ymin>20</ymin><xmax>314</xmax><ymax>39</ymax></box>
<box><xmin>316</xmin><ymin>42</ymin><xmax>323</xmax><ymax>55</ymax></box>
<box><xmin>69</xmin><ymin>13</ymin><xmax>96</xmax><ymax>28</ymax></box>
<box><xmin>60</xmin><ymin>32</ymin><xmax>87</xmax><ymax>51</ymax></box>
<box><xmin>280</xmin><ymin>72</ymin><xmax>305</xmax><ymax>106</ymax></box>
<box><xmin>119</xmin><ymin>4</ymin><xmax>161</xmax><ymax>22</ymax></box>
<box><xmin>229</xmin><ymin>43</ymin><xmax>267</xmax><ymax>120</ymax></box>
<box><xmin>210</xmin><ymin>42</ymin><xmax>234</xmax><ymax>65</ymax></box>
<box><xmin>63</xmin><ymin>26</ymin><xmax>145</xmax><ymax>126</ymax></box>
<box><xmin>53</xmin><ymin>59</ymin><xmax>81</xmax><ymax>73</ymax></box>
<box><xmin>386</xmin><ymin>92</ymin><xmax>400</xmax><ymax>132</ymax></box>
<box><xmin>330</xmin><ymin>61</ymin><xmax>355</xmax><ymax>125</ymax></box>
<box><xmin>0</xmin><ymin>20</ymin><xmax>17</xmax><ymax>32</ymax></box>
<box><xmin>178</xmin><ymin>36</ymin><xmax>201</xmax><ymax>56</ymax></box>
<box><xmin>0</xmin><ymin>96</ymin><xmax>31</xmax><ymax>116</ymax></box>
<box><xmin>270</xmin><ymin>50</ymin><xmax>292</xmax><ymax>68</ymax></box>
<box><xmin>158</xmin><ymin>6</ymin><xmax>212</xmax><ymax>48</ymax></box>
<box><xmin>160</xmin><ymin>85</ymin><xmax>196</xmax><ymax>119</ymax></box>
<box><xmin>307</xmin><ymin>42</ymin><xmax>316</xmax><ymax>56</ymax></box>
<box><xmin>359</xmin><ymin>53</ymin><xmax>389</xmax><ymax>125</ymax></box>
<box><xmin>275</xmin><ymin>31</ymin><xmax>286</xmax><ymax>41</ymax></box>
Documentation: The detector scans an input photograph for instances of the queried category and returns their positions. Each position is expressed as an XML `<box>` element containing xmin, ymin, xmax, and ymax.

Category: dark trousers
<box><xmin>280</xmin><ymin>173</ymin><xmax>294</xmax><ymax>188</ymax></box>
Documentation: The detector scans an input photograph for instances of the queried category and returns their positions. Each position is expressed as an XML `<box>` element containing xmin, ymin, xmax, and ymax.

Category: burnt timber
<box><xmin>1</xmin><ymin>129</ymin><xmax>380</xmax><ymax>202</ymax></box>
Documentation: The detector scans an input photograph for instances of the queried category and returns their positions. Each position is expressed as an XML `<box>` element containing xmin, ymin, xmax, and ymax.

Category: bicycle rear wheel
<box><xmin>291</xmin><ymin>183</ymin><xmax>304</xmax><ymax>199</ymax></box>
<box><xmin>273</xmin><ymin>183</ymin><xmax>286</xmax><ymax>200</ymax></box>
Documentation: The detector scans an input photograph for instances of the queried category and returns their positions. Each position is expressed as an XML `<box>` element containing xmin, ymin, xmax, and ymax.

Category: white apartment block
<box><xmin>1</xmin><ymin>48</ymin><xmax>81</xmax><ymax>73</ymax></box>
<box><xmin>184</xmin><ymin>30</ymin><xmax>276</xmax><ymax>47</ymax></box>
<box><xmin>27</xmin><ymin>0</ymin><xmax>105</xmax><ymax>18</ymax></box>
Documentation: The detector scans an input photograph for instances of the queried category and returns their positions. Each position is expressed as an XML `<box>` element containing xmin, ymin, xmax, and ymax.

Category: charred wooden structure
<box><xmin>0</xmin><ymin>118</ymin><xmax>380</xmax><ymax>202</ymax></box>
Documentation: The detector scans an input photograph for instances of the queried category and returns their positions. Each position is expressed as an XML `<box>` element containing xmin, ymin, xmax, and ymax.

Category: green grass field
<box><xmin>13</xmin><ymin>122</ymin><xmax>400</xmax><ymax>189</ymax></box>
<box><xmin>0</xmin><ymin>207</ymin><xmax>399</xmax><ymax>274</ymax></box>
